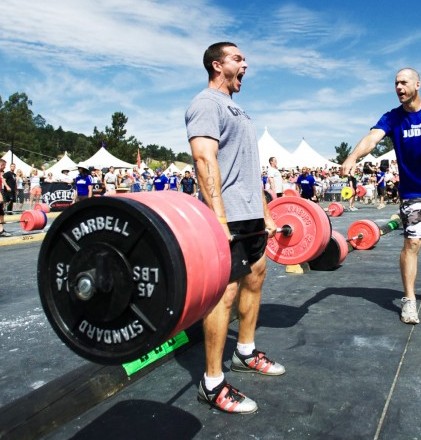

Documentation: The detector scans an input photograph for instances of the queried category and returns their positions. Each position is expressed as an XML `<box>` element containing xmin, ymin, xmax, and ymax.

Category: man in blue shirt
<box><xmin>168</xmin><ymin>171</ymin><xmax>179</xmax><ymax>191</ymax></box>
<box><xmin>152</xmin><ymin>168</ymin><xmax>168</xmax><ymax>191</ymax></box>
<box><xmin>342</xmin><ymin>67</ymin><xmax>421</xmax><ymax>325</ymax></box>
<box><xmin>296</xmin><ymin>167</ymin><xmax>317</xmax><ymax>200</ymax></box>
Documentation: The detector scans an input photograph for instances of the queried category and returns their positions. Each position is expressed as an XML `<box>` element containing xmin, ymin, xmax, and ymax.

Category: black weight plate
<box><xmin>37</xmin><ymin>196</ymin><xmax>187</xmax><ymax>365</ymax></box>
<box><xmin>308</xmin><ymin>234</ymin><xmax>341</xmax><ymax>271</ymax></box>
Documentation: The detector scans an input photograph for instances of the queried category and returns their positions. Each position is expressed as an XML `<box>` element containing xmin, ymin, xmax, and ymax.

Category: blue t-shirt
<box><xmin>168</xmin><ymin>175</ymin><xmax>178</xmax><ymax>190</ymax></box>
<box><xmin>75</xmin><ymin>174</ymin><xmax>93</xmax><ymax>196</ymax></box>
<box><xmin>376</xmin><ymin>171</ymin><xmax>386</xmax><ymax>188</ymax></box>
<box><xmin>153</xmin><ymin>174</ymin><xmax>168</xmax><ymax>191</ymax></box>
<box><xmin>373</xmin><ymin>106</ymin><xmax>421</xmax><ymax>199</ymax></box>
<box><xmin>296</xmin><ymin>174</ymin><xmax>316</xmax><ymax>198</ymax></box>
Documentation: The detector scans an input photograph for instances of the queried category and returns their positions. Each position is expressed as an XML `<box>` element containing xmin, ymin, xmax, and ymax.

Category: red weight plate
<box><xmin>20</xmin><ymin>209</ymin><xmax>47</xmax><ymax>231</ymax></box>
<box><xmin>283</xmin><ymin>188</ymin><xmax>300</xmax><ymax>197</ymax></box>
<box><xmin>331</xmin><ymin>230</ymin><xmax>349</xmax><ymax>264</ymax></box>
<box><xmin>117</xmin><ymin>192</ymin><xmax>230</xmax><ymax>336</ymax></box>
<box><xmin>347</xmin><ymin>219</ymin><xmax>380</xmax><ymax>250</ymax></box>
<box><xmin>34</xmin><ymin>203</ymin><xmax>51</xmax><ymax>213</ymax></box>
<box><xmin>266</xmin><ymin>196</ymin><xmax>331</xmax><ymax>265</ymax></box>
<box><xmin>356</xmin><ymin>186</ymin><xmax>367</xmax><ymax>197</ymax></box>
<box><xmin>328</xmin><ymin>202</ymin><xmax>343</xmax><ymax>217</ymax></box>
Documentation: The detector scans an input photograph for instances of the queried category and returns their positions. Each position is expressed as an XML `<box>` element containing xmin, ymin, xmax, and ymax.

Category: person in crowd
<box><xmin>376</xmin><ymin>165</ymin><xmax>386</xmax><ymax>209</ymax></box>
<box><xmin>347</xmin><ymin>170</ymin><xmax>358</xmax><ymax>211</ymax></box>
<box><xmin>104</xmin><ymin>166</ymin><xmax>117</xmax><ymax>194</ymax></box>
<box><xmin>152</xmin><ymin>168</ymin><xmax>168</xmax><ymax>191</ymax></box>
<box><xmin>73</xmin><ymin>164</ymin><xmax>93</xmax><ymax>202</ymax></box>
<box><xmin>2</xmin><ymin>162</ymin><xmax>17</xmax><ymax>213</ymax></box>
<box><xmin>15</xmin><ymin>169</ymin><xmax>25</xmax><ymax>211</ymax></box>
<box><xmin>44</xmin><ymin>172</ymin><xmax>55</xmax><ymax>183</ymax></box>
<box><xmin>131</xmin><ymin>168</ymin><xmax>143</xmax><ymax>192</ymax></box>
<box><xmin>167</xmin><ymin>171</ymin><xmax>179</xmax><ymax>191</ymax></box>
<box><xmin>180</xmin><ymin>170</ymin><xmax>197</xmax><ymax>196</ymax></box>
<box><xmin>296</xmin><ymin>167</ymin><xmax>317</xmax><ymax>201</ymax></box>
<box><xmin>0</xmin><ymin>159</ymin><xmax>12</xmax><ymax>237</ymax></box>
<box><xmin>342</xmin><ymin>67</ymin><xmax>421</xmax><ymax>325</ymax></box>
<box><xmin>60</xmin><ymin>169</ymin><xmax>74</xmax><ymax>184</ymax></box>
<box><xmin>267</xmin><ymin>157</ymin><xmax>283</xmax><ymax>197</ymax></box>
<box><xmin>29</xmin><ymin>168</ymin><xmax>42</xmax><ymax>208</ymax></box>
<box><xmin>185</xmin><ymin>41</ymin><xmax>284</xmax><ymax>415</ymax></box>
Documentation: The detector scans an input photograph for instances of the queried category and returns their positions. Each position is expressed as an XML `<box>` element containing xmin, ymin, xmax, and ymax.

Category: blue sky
<box><xmin>1</xmin><ymin>0</ymin><xmax>420</xmax><ymax>161</ymax></box>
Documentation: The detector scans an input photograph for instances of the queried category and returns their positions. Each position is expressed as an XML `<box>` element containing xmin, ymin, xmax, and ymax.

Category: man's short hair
<box><xmin>269</xmin><ymin>157</ymin><xmax>276</xmax><ymax>164</ymax></box>
<box><xmin>203</xmin><ymin>42</ymin><xmax>237</xmax><ymax>76</ymax></box>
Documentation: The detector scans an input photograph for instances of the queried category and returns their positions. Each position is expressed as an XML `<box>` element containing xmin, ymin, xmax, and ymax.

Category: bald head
<box><xmin>396</xmin><ymin>67</ymin><xmax>420</xmax><ymax>82</ymax></box>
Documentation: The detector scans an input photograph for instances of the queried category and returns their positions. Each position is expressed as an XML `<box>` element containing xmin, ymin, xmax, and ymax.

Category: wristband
<box><xmin>217</xmin><ymin>216</ymin><xmax>228</xmax><ymax>224</ymax></box>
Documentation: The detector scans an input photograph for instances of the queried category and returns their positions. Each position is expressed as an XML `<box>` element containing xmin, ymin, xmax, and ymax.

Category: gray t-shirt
<box><xmin>185</xmin><ymin>88</ymin><xmax>263</xmax><ymax>222</ymax></box>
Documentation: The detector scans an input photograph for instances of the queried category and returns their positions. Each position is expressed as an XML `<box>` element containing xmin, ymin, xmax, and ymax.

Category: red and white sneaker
<box><xmin>197</xmin><ymin>379</ymin><xmax>258</xmax><ymax>414</ymax></box>
<box><xmin>231</xmin><ymin>349</ymin><xmax>286</xmax><ymax>376</ymax></box>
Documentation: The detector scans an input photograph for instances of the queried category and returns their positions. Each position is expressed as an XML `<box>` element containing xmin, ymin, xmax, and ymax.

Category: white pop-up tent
<box><xmin>258</xmin><ymin>128</ymin><xmax>295</xmax><ymax>170</ymax></box>
<box><xmin>45</xmin><ymin>151</ymin><xmax>78</xmax><ymax>179</ymax></box>
<box><xmin>357</xmin><ymin>152</ymin><xmax>380</xmax><ymax>166</ymax></box>
<box><xmin>163</xmin><ymin>162</ymin><xmax>182</xmax><ymax>175</ymax></box>
<box><xmin>290</xmin><ymin>139</ymin><xmax>338</xmax><ymax>169</ymax></box>
<box><xmin>80</xmin><ymin>147</ymin><xmax>134</xmax><ymax>170</ymax></box>
<box><xmin>1</xmin><ymin>150</ymin><xmax>33</xmax><ymax>176</ymax></box>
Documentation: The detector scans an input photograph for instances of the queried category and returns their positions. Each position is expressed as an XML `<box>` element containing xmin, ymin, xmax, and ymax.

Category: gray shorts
<box><xmin>400</xmin><ymin>198</ymin><xmax>421</xmax><ymax>239</ymax></box>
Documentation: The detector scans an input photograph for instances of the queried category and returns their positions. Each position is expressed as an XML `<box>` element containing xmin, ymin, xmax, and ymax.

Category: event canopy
<box><xmin>290</xmin><ymin>139</ymin><xmax>338</xmax><ymax>169</ymax></box>
<box><xmin>1</xmin><ymin>150</ymin><xmax>33</xmax><ymax>176</ymax></box>
<box><xmin>163</xmin><ymin>162</ymin><xmax>182</xmax><ymax>175</ymax></box>
<box><xmin>45</xmin><ymin>151</ymin><xmax>78</xmax><ymax>179</ymax></box>
<box><xmin>79</xmin><ymin>146</ymin><xmax>134</xmax><ymax>170</ymax></box>
<box><xmin>357</xmin><ymin>152</ymin><xmax>379</xmax><ymax>166</ymax></box>
<box><xmin>258</xmin><ymin>128</ymin><xmax>295</xmax><ymax>170</ymax></box>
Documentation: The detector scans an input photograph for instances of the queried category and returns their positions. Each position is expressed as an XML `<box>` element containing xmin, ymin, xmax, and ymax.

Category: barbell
<box><xmin>341</xmin><ymin>185</ymin><xmax>367</xmax><ymax>200</ymax></box>
<box><xmin>37</xmin><ymin>191</ymin><xmax>400</xmax><ymax>364</ymax></box>
<box><xmin>37</xmin><ymin>193</ymin><xmax>335</xmax><ymax>364</ymax></box>
<box><xmin>1</xmin><ymin>209</ymin><xmax>47</xmax><ymax>231</ymax></box>
<box><xmin>309</xmin><ymin>214</ymin><xmax>401</xmax><ymax>270</ymax></box>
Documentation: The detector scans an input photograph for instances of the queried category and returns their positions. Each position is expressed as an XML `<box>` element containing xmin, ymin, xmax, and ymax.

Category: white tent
<box><xmin>258</xmin><ymin>128</ymin><xmax>295</xmax><ymax>170</ymax></box>
<box><xmin>1</xmin><ymin>150</ymin><xmax>33</xmax><ymax>176</ymax></box>
<box><xmin>357</xmin><ymin>152</ymin><xmax>380</xmax><ymax>166</ymax></box>
<box><xmin>290</xmin><ymin>139</ymin><xmax>338</xmax><ymax>169</ymax></box>
<box><xmin>45</xmin><ymin>151</ymin><xmax>78</xmax><ymax>179</ymax></box>
<box><xmin>163</xmin><ymin>162</ymin><xmax>182</xmax><ymax>175</ymax></box>
<box><xmin>80</xmin><ymin>147</ymin><xmax>134</xmax><ymax>170</ymax></box>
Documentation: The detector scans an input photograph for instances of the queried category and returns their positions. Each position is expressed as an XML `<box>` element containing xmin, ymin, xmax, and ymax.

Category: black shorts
<box><xmin>377</xmin><ymin>187</ymin><xmax>386</xmax><ymax>196</ymax></box>
<box><xmin>228</xmin><ymin>218</ymin><xmax>267</xmax><ymax>283</ymax></box>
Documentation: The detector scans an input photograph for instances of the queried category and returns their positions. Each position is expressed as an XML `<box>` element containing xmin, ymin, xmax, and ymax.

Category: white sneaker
<box><xmin>377</xmin><ymin>204</ymin><xmax>385</xmax><ymax>210</ymax></box>
<box><xmin>401</xmin><ymin>297</ymin><xmax>420</xmax><ymax>324</ymax></box>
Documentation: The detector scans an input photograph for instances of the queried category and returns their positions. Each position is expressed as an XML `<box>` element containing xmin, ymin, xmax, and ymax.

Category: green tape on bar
<box><xmin>122</xmin><ymin>331</ymin><xmax>190</xmax><ymax>376</ymax></box>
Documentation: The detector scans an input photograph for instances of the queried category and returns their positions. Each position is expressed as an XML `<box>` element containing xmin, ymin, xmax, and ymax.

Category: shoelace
<box><xmin>222</xmin><ymin>384</ymin><xmax>244</xmax><ymax>402</ymax></box>
<box><xmin>251</xmin><ymin>350</ymin><xmax>273</xmax><ymax>367</ymax></box>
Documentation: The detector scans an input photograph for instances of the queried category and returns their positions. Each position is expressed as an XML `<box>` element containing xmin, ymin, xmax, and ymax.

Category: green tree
<box><xmin>372</xmin><ymin>136</ymin><xmax>393</xmax><ymax>157</ymax></box>
<box><xmin>92</xmin><ymin>111</ymin><xmax>141</xmax><ymax>163</ymax></box>
<box><xmin>333</xmin><ymin>141</ymin><xmax>352</xmax><ymax>164</ymax></box>
<box><xmin>0</xmin><ymin>92</ymin><xmax>35</xmax><ymax>154</ymax></box>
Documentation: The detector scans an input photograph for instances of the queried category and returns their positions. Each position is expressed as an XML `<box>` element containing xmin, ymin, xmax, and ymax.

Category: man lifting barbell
<box><xmin>185</xmin><ymin>42</ymin><xmax>285</xmax><ymax>415</ymax></box>
<box><xmin>342</xmin><ymin>67</ymin><xmax>421</xmax><ymax>325</ymax></box>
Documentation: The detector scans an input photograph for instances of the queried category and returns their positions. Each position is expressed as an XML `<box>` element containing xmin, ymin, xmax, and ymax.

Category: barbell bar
<box><xmin>309</xmin><ymin>214</ymin><xmax>402</xmax><ymax>270</ymax></box>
